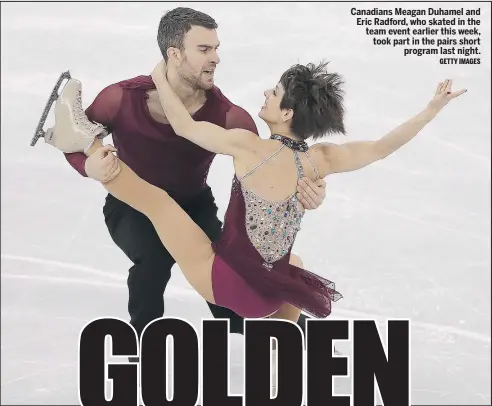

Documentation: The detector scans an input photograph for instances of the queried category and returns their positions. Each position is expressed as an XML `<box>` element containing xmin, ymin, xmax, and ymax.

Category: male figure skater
<box><xmin>63</xmin><ymin>7</ymin><xmax>327</xmax><ymax>353</ymax></box>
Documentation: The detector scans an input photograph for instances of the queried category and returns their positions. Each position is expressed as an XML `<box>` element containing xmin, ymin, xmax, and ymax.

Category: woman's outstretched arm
<box><xmin>311</xmin><ymin>79</ymin><xmax>467</xmax><ymax>177</ymax></box>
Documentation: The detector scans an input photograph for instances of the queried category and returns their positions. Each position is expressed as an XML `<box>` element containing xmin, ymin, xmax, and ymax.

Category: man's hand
<box><xmin>151</xmin><ymin>59</ymin><xmax>168</xmax><ymax>87</ymax></box>
<box><xmin>297</xmin><ymin>177</ymin><xmax>326</xmax><ymax>210</ymax></box>
<box><xmin>84</xmin><ymin>145</ymin><xmax>120</xmax><ymax>183</ymax></box>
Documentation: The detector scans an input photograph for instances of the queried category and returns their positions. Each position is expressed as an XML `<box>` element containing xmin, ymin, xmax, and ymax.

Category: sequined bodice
<box><xmin>212</xmin><ymin>135</ymin><xmax>341</xmax><ymax>320</ymax></box>
<box><xmin>231</xmin><ymin>141</ymin><xmax>318</xmax><ymax>269</ymax></box>
<box><xmin>241</xmin><ymin>184</ymin><xmax>304</xmax><ymax>267</ymax></box>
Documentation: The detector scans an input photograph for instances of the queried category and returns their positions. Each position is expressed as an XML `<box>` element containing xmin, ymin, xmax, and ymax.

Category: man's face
<box><xmin>176</xmin><ymin>26</ymin><xmax>220</xmax><ymax>90</ymax></box>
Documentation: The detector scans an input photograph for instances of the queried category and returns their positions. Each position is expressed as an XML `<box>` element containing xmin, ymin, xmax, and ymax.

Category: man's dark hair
<box><xmin>279</xmin><ymin>61</ymin><xmax>346</xmax><ymax>140</ymax></box>
<box><xmin>157</xmin><ymin>7</ymin><xmax>218</xmax><ymax>61</ymax></box>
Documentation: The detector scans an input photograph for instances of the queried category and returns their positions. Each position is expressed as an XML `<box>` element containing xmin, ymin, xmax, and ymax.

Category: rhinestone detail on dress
<box><xmin>241</xmin><ymin>185</ymin><xmax>304</xmax><ymax>269</ymax></box>
<box><xmin>231</xmin><ymin>134</ymin><xmax>315</xmax><ymax>270</ymax></box>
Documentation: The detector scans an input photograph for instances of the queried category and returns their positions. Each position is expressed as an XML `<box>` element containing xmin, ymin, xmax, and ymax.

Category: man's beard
<box><xmin>179</xmin><ymin>67</ymin><xmax>213</xmax><ymax>90</ymax></box>
<box><xmin>186</xmin><ymin>73</ymin><xmax>213</xmax><ymax>90</ymax></box>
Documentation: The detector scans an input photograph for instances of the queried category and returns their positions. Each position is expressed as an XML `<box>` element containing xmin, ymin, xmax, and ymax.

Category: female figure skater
<box><xmin>40</xmin><ymin>59</ymin><xmax>465</xmax><ymax>323</ymax></box>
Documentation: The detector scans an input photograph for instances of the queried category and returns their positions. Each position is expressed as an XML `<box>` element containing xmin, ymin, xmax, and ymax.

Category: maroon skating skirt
<box><xmin>211</xmin><ymin>240</ymin><xmax>343</xmax><ymax>319</ymax></box>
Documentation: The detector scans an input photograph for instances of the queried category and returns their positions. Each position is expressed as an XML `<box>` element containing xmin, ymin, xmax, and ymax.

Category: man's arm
<box><xmin>224</xmin><ymin>103</ymin><xmax>259</xmax><ymax>135</ymax></box>
<box><xmin>64</xmin><ymin>152</ymin><xmax>90</xmax><ymax>176</ymax></box>
<box><xmin>313</xmin><ymin>79</ymin><xmax>466</xmax><ymax>177</ymax></box>
<box><xmin>64</xmin><ymin>84</ymin><xmax>122</xmax><ymax>177</ymax></box>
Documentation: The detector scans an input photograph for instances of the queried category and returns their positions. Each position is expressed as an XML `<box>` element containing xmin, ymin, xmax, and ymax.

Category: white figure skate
<box><xmin>31</xmin><ymin>71</ymin><xmax>108</xmax><ymax>154</ymax></box>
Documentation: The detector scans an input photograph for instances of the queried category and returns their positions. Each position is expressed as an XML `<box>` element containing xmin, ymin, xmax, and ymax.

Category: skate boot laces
<box><xmin>73</xmin><ymin>90</ymin><xmax>106</xmax><ymax>136</ymax></box>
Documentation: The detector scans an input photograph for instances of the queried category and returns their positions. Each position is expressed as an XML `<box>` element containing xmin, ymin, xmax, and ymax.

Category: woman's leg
<box><xmin>267</xmin><ymin>254</ymin><xmax>304</xmax><ymax>395</ymax></box>
<box><xmin>269</xmin><ymin>254</ymin><xmax>303</xmax><ymax>323</ymax></box>
<box><xmin>87</xmin><ymin>143</ymin><xmax>216</xmax><ymax>304</ymax></box>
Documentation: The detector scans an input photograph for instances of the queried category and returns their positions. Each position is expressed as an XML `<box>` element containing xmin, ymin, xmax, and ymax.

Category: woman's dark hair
<box><xmin>279</xmin><ymin>61</ymin><xmax>346</xmax><ymax>140</ymax></box>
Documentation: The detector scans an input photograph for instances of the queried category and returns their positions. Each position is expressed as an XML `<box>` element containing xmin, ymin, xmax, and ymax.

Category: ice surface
<box><xmin>1</xmin><ymin>2</ymin><xmax>490</xmax><ymax>404</ymax></box>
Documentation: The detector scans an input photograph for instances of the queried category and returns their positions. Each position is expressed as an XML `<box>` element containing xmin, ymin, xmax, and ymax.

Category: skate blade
<box><xmin>30</xmin><ymin>71</ymin><xmax>72</xmax><ymax>147</ymax></box>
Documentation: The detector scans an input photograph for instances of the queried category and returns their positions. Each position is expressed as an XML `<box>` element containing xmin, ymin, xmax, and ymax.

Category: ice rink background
<box><xmin>1</xmin><ymin>2</ymin><xmax>490</xmax><ymax>404</ymax></box>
